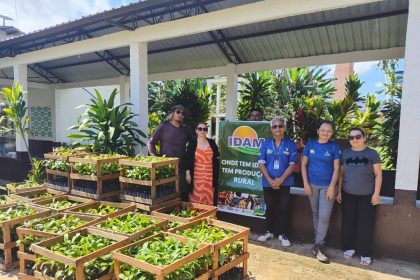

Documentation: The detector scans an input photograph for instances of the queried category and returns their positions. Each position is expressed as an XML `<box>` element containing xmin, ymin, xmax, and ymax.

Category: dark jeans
<box><xmin>341</xmin><ymin>191</ymin><xmax>376</xmax><ymax>257</ymax></box>
<box><xmin>263</xmin><ymin>186</ymin><xmax>290</xmax><ymax>236</ymax></box>
<box><xmin>179</xmin><ymin>161</ymin><xmax>188</xmax><ymax>202</ymax></box>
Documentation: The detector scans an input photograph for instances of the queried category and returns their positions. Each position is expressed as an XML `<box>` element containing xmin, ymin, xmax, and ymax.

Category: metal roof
<box><xmin>0</xmin><ymin>0</ymin><xmax>408</xmax><ymax>84</ymax></box>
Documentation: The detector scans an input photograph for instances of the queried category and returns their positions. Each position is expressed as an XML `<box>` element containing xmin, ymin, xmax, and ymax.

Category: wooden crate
<box><xmin>64</xmin><ymin>201</ymin><xmax>136</xmax><ymax>220</ymax></box>
<box><xmin>69</xmin><ymin>155</ymin><xmax>127</xmax><ymax>201</ymax></box>
<box><xmin>122</xmin><ymin>196</ymin><xmax>182</xmax><ymax>214</ymax></box>
<box><xmin>0</xmin><ymin>204</ymin><xmax>51</xmax><ymax>271</ymax></box>
<box><xmin>17</xmin><ymin>213</ymin><xmax>100</xmax><ymax>280</ymax></box>
<box><xmin>31</xmin><ymin>195</ymin><xmax>92</xmax><ymax>213</ymax></box>
<box><xmin>9</xmin><ymin>188</ymin><xmax>66</xmax><ymax>203</ymax></box>
<box><xmin>119</xmin><ymin>157</ymin><xmax>180</xmax><ymax>207</ymax></box>
<box><xmin>112</xmin><ymin>232</ymin><xmax>211</xmax><ymax>280</ymax></box>
<box><xmin>0</xmin><ymin>195</ymin><xmax>16</xmax><ymax>207</ymax></box>
<box><xmin>90</xmin><ymin>211</ymin><xmax>168</xmax><ymax>242</ymax></box>
<box><xmin>151</xmin><ymin>201</ymin><xmax>217</xmax><ymax>224</ymax></box>
<box><xmin>169</xmin><ymin>218</ymin><xmax>250</xmax><ymax>280</ymax></box>
<box><xmin>32</xmin><ymin>227</ymin><xmax>129</xmax><ymax>280</ymax></box>
<box><xmin>44</xmin><ymin>151</ymin><xmax>72</xmax><ymax>192</ymax></box>
<box><xmin>6</xmin><ymin>182</ymin><xmax>46</xmax><ymax>194</ymax></box>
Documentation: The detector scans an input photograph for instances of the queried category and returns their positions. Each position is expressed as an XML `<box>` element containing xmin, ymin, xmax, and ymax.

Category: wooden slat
<box><xmin>151</xmin><ymin>202</ymin><xmax>217</xmax><ymax>224</ymax></box>
<box><xmin>211</xmin><ymin>252</ymin><xmax>249</xmax><ymax>277</ymax></box>
<box><xmin>46</xmin><ymin>169</ymin><xmax>69</xmax><ymax>177</ymax></box>
<box><xmin>112</xmin><ymin>232</ymin><xmax>210</xmax><ymax>277</ymax></box>
<box><xmin>119</xmin><ymin>158</ymin><xmax>179</xmax><ymax>168</ymax></box>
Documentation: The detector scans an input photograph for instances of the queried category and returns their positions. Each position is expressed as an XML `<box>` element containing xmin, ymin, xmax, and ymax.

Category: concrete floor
<box><xmin>1</xmin><ymin>237</ymin><xmax>419</xmax><ymax>280</ymax></box>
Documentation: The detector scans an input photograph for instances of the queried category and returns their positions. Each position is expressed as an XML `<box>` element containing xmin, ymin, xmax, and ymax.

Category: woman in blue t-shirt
<box><xmin>301</xmin><ymin>121</ymin><xmax>341</xmax><ymax>263</ymax></box>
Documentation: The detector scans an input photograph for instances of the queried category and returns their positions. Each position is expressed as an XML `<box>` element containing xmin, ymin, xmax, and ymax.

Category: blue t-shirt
<box><xmin>258</xmin><ymin>137</ymin><xmax>297</xmax><ymax>188</ymax></box>
<box><xmin>302</xmin><ymin>139</ymin><xmax>341</xmax><ymax>187</ymax></box>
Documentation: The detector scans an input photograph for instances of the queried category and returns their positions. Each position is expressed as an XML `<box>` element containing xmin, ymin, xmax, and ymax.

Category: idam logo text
<box><xmin>228</xmin><ymin>126</ymin><xmax>265</xmax><ymax>155</ymax></box>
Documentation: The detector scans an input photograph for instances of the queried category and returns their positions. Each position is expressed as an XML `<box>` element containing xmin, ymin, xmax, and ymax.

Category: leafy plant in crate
<box><xmin>34</xmin><ymin>232</ymin><xmax>116</xmax><ymax>280</ymax></box>
<box><xmin>18</xmin><ymin>214</ymin><xmax>88</xmax><ymax>252</ymax></box>
<box><xmin>68</xmin><ymin>88</ymin><xmax>147</xmax><ymax>156</ymax></box>
<box><xmin>175</xmin><ymin>221</ymin><xmax>243</xmax><ymax>266</ymax></box>
<box><xmin>119</xmin><ymin>236</ymin><xmax>210</xmax><ymax>280</ymax></box>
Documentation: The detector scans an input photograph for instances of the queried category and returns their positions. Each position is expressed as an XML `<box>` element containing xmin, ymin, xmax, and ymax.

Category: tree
<box><xmin>160</xmin><ymin>79</ymin><xmax>212</xmax><ymax>133</ymax></box>
<box><xmin>273</xmin><ymin>67</ymin><xmax>335</xmax><ymax>142</ymax></box>
<box><xmin>327</xmin><ymin>74</ymin><xmax>364</xmax><ymax>138</ymax></box>
<box><xmin>237</xmin><ymin>71</ymin><xmax>274</xmax><ymax>120</ymax></box>
<box><xmin>376</xmin><ymin>59</ymin><xmax>402</xmax><ymax>169</ymax></box>
<box><xmin>68</xmin><ymin>88</ymin><xmax>147</xmax><ymax>156</ymax></box>
<box><xmin>0</xmin><ymin>83</ymin><xmax>34</xmax><ymax>168</ymax></box>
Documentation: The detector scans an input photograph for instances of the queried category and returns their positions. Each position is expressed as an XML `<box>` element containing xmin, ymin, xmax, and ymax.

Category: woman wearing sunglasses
<box><xmin>185</xmin><ymin>123</ymin><xmax>220</xmax><ymax>206</ymax></box>
<box><xmin>301</xmin><ymin>120</ymin><xmax>341</xmax><ymax>263</ymax></box>
<box><xmin>337</xmin><ymin>127</ymin><xmax>382</xmax><ymax>266</ymax></box>
<box><xmin>257</xmin><ymin>117</ymin><xmax>297</xmax><ymax>246</ymax></box>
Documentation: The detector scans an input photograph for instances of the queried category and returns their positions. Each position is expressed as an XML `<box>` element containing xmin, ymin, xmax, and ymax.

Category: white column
<box><xmin>129</xmin><ymin>42</ymin><xmax>148</xmax><ymax>154</ymax></box>
<box><xmin>225</xmin><ymin>64</ymin><xmax>238</xmax><ymax>120</ymax></box>
<box><xmin>215</xmin><ymin>84</ymin><xmax>222</xmax><ymax>142</ymax></box>
<box><xmin>119</xmin><ymin>75</ymin><xmax>129</xmax><ymax>104</ymax></box>
<box><xmin>13</xmin><ymin>64</ymin><xmax>28</xmax><ymax>154</ymax></box>
<box><xmin>395</xmin><ymin>0</ymin><xmax>420</xmax><ymax>192</ymax></box>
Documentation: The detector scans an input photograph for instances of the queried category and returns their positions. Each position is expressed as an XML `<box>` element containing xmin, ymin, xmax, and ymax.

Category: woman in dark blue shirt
<box><xmin>257</xmin><ymin>117</ymin><xmax>297</xmax><ymax>246</ymax></box>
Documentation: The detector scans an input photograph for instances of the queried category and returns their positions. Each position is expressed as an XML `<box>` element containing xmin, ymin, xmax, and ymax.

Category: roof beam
<box><xmin>198</xmin><ymin>2</ymin><xmax>242</xmax><ymax>64</ymax></box>
<box><xmin>28</xmin><ymin>63</ymin><xmax>67</xmax><ymax>83</ymax></box>
<box><xmin>84</xmin><ymin>33</ymin><xmax>130</xmax><ymax>76</ymax></box>
<box><xmin>0</xmin><ymin>0</ymin><xmax>381</xmax><ymax>69</ymax></box>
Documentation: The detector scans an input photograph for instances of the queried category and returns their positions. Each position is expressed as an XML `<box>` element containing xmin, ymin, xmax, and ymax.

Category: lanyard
<box><xmin>271</xmin><ymin>138</ymin><xmax>284</xmax><ymax>159</ymax></box>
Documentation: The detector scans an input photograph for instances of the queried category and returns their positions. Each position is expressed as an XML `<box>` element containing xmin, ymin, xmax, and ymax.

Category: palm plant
<box><xmin>0</xmin><ymin>83</ymin><xmax>33</xmax><ymax>168</ymax></box>
<box><xmin>160</xmin><ymin>79</ymin><xmax>211</xmax><ymax>132</ymax></box>
<box><xmin>68</xmin><ymin>88</ymin><xmax>147</xmax><ymax>156</ymax></box>
<box><xmin>273</xmin><ymin>67</ymin><xmax>335</xmax><ymax>142</ymax></box>
<box><xmin>327</xmin><ymin>74</ymin><xmax>364</xmax><ymax>138</ymax></box>
<box><xmin>376</xmin><ymin>59</ymin><xmax>402</xmax><ymax>169</ymax></box>
<box><xmin>237</xmin><ymin>71</ymin><xmax>274</xmax><ymax>120</ymax></box>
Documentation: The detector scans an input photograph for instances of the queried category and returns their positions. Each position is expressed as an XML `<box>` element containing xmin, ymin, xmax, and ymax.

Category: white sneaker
<box><xmin>257</xmin><ymin>231</ymin><xmax>274</xmax><ymax>242</ymax></box>
<box><xmin>278</xmin><ymin>234</ymin><xmax>291</xmax><ymax>247</ymax></box>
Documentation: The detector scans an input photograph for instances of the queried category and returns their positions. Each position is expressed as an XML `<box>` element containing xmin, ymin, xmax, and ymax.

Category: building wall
<box><xmin>333</xmin><ymin>63</ymin><xmax>354</xmax><ymax>100</ymax></box>
<box><xmin>55</xmin><ymin>85</ymin><xmax>120</xmax><ymax>143</ymax></box>
<box><xmin>28</xmin><ymin>88</ymin><xmax>55</xmax><ymax>141</ymax></box>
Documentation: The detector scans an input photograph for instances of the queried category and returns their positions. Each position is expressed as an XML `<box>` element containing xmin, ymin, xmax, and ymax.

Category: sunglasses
<box><xmin>197</xmin><ymin>127</ymin><xmax>208</xmax><ymax>132</ymax></box>
<box><xmin>175</xmin><ymin>110</ymin><xmax>185</xmax><ymax>116</ymax></box>
<box><xmin>272</xmin><ymin>124</ymin><xmax>284</xmax><ymax>129</ymax></box>
<box><xmin>348</xmin><ymin>134</ymin><xmax>363</xmax><ymax>140</ymax></box>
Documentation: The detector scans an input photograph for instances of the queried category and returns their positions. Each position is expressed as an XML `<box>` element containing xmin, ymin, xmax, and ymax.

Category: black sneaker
<box><xmin>317</xmin><ymin>245</ymin><xmax>329</xmax><ymax>263</ymax></box>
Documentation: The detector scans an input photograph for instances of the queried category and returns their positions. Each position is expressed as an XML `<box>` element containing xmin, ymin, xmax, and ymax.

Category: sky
<box><xmin>0</xmin><ymin>0</ymin><xmax>405</xmax><ymax>98</ymax></box>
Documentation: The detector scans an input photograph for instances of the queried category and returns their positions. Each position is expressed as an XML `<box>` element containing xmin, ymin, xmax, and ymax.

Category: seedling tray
<box><xmin>31</xmin><ymin>195</ymin><xmax>92</xmax><ymax>213</ymax></box>
<box><xmin>6</xmin><ymin>182</ymin><xmax>45</xmax><ymax>194</ymax></box>
<box><xmin>17</xmin><ymin>213</ymin><xmax>100</xmax><ymax>279</ymax></box>
<box><xmin>152</xmin><ymin>201</ymin><xmax>217</xmax><ymax>224</ymax></box>
<box><xmin>44</xmin><ymin>151</ymin><xmax>73</xmax><ymax>193</ymax></box>
<box><xmin>119</xmin><ymin>157</ymin><xmax>180</xmax><ymax>206</ymax></box>
<box><xmin>91</xmin><ymin>211</ymin><xmax>168</xmax><ymax>241</ymax></box>
<box><xmin>9</xmin><ymin>188</ymin><xmax>66</xmax><ymax>203</ymax></box>
<box><xmin>32</xmin><ymin>227</ymin><xmax>129</xmax><ymax>280</ymax></box>
<box><xmin>169</xmin><ymin>218</ymin><xmax>250</xmax><ymax>280</ymax></box>
<box><xmin>70</xmin><ymin>155</ymin><xmax>127</xmax><ymax>201</ymax></box>
<box><xmin>0</xmin><ymin>204</ymin><xmax>51</xmax><ymax>271</ymax></box>
<box><xmin>0</xmin><ymin>195</ymin><xmax>16</xmax><ymax>207</ymax></box>
<box><xmin>112</xmin><ymin>232</ymin><xmax>211</xmax><ymax>280</ymax></box>
<box><xmin>121</xmin><ymin>196</ymin><xmax>182</xmax><ymax>213</ymax></box>
<box><xmin>64</xmin><ymin>201</ymin><xmax>136</xmax><ymax>220</ymax></box>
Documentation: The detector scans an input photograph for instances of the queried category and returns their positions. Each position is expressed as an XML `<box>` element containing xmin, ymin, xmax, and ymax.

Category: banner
<box><xmin>217</xmin><ymin>121</ymin><xmax>271</xmax><ymax>218</ymax></box>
